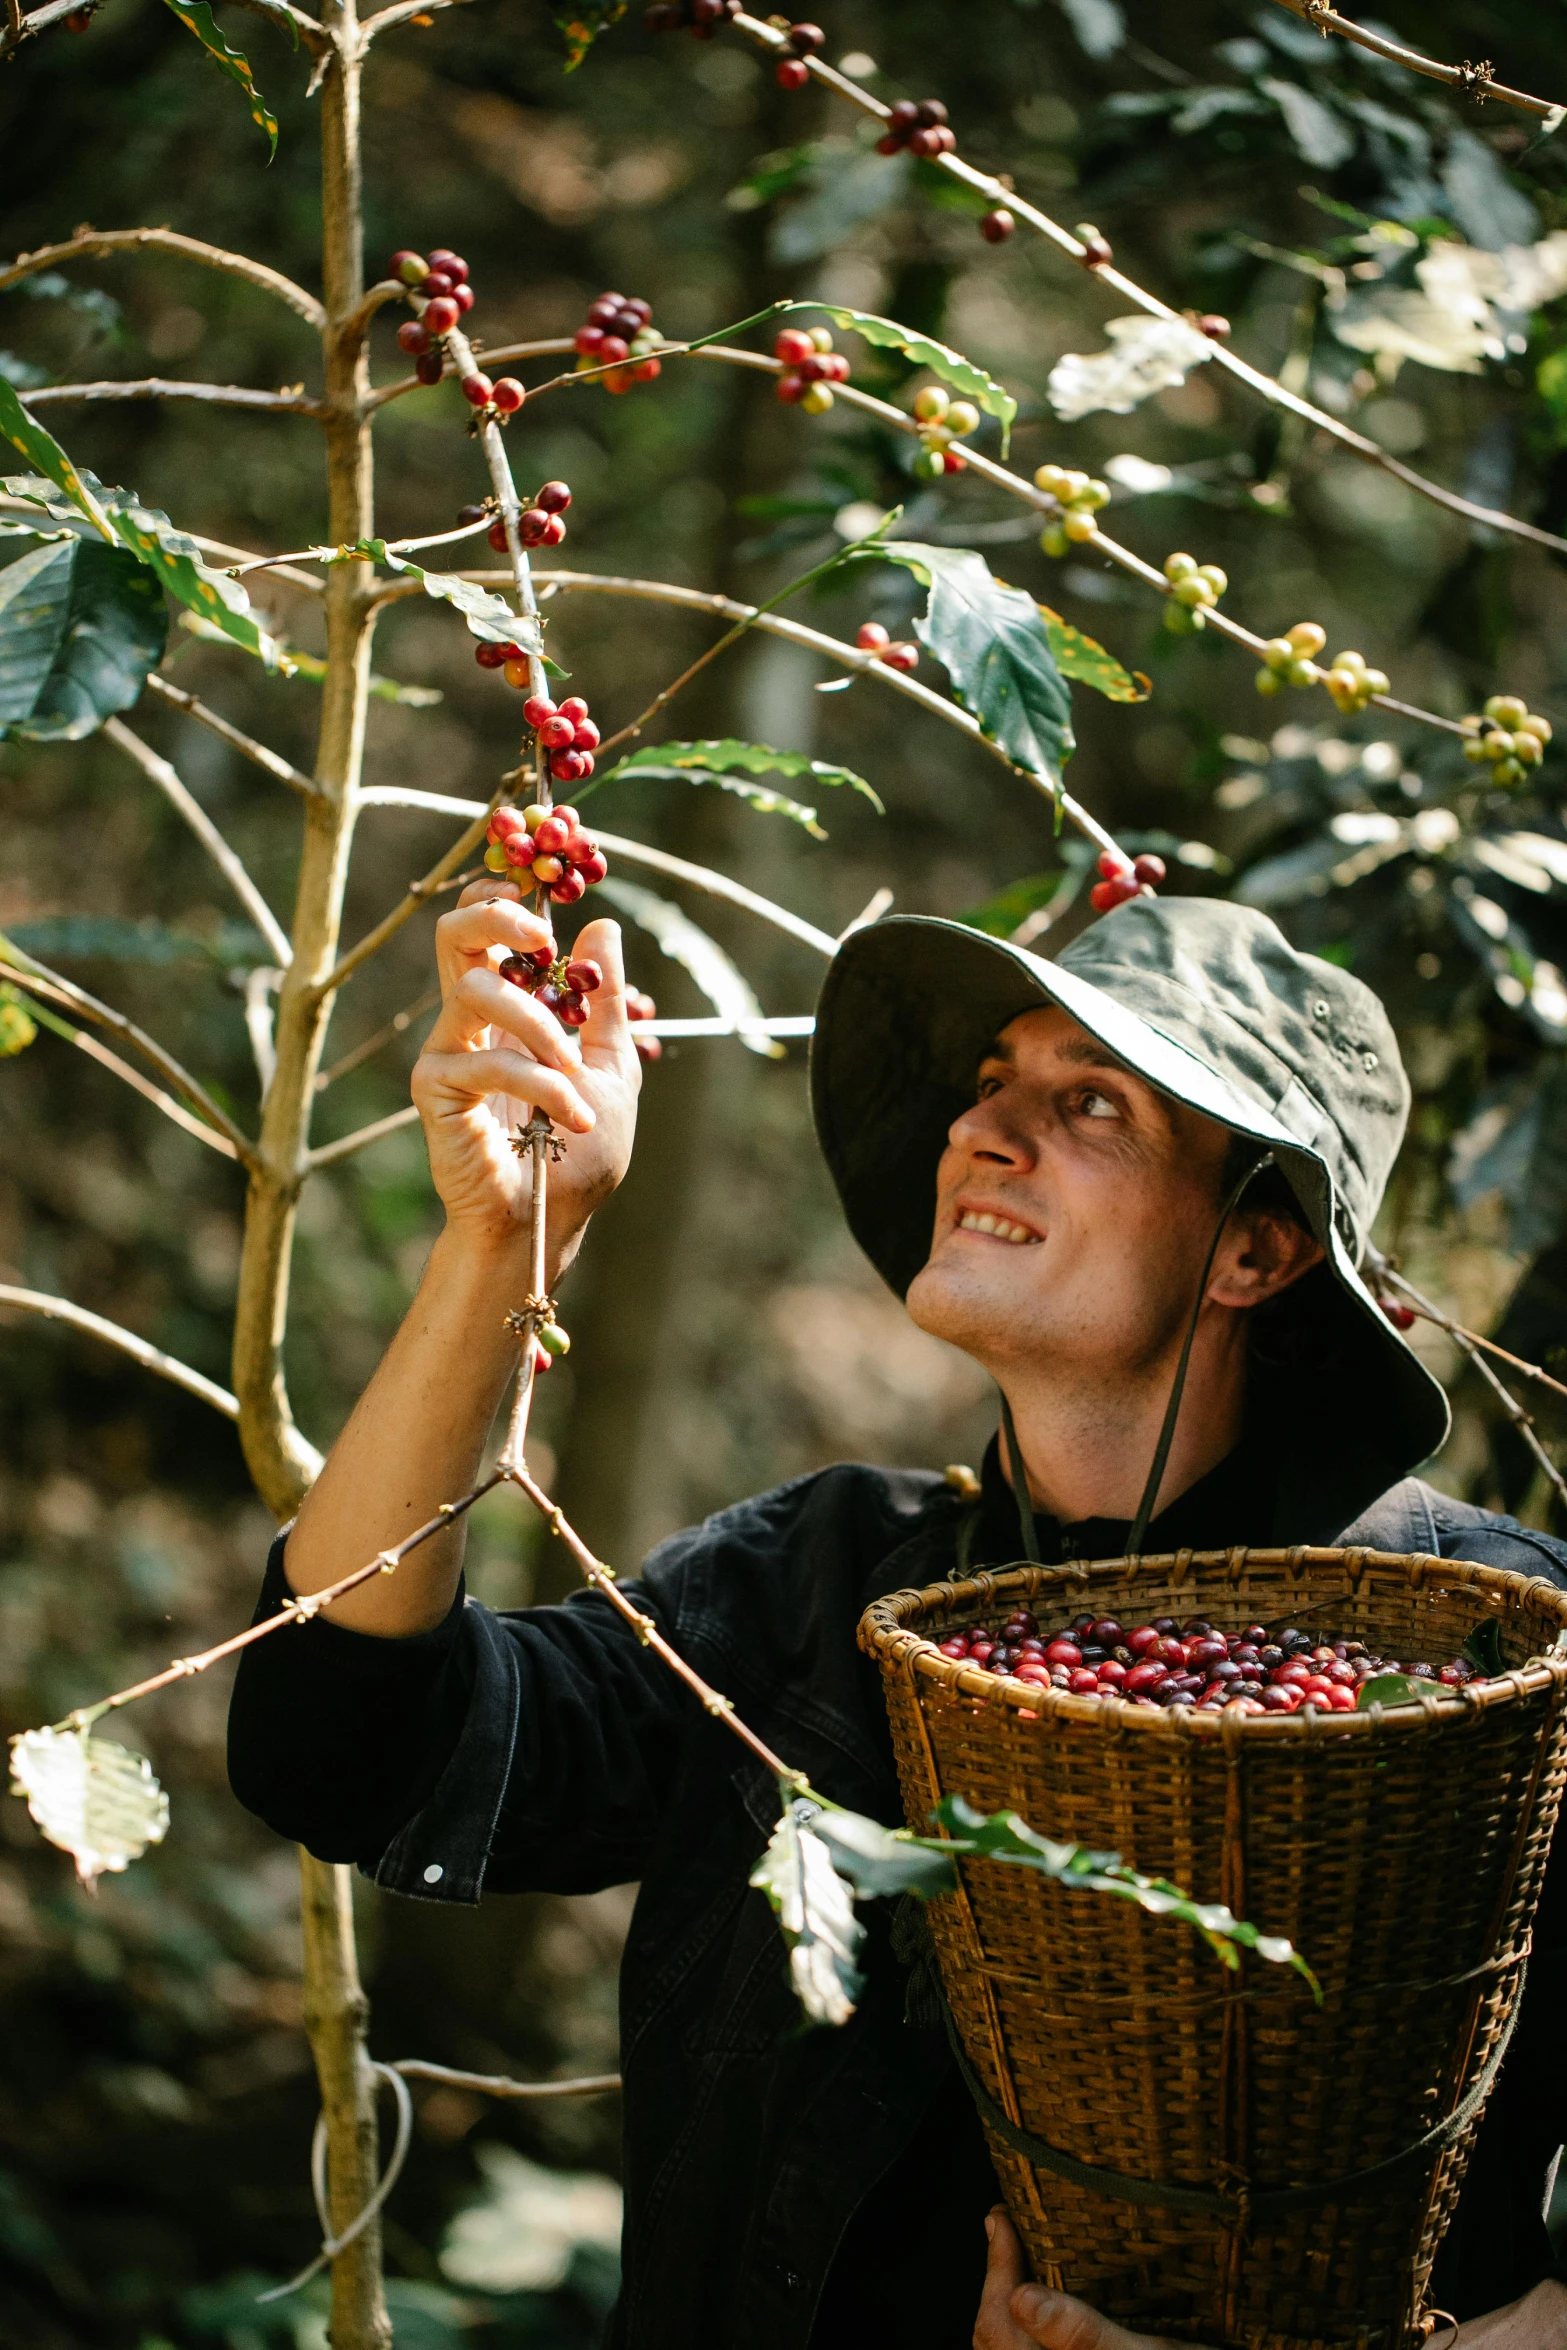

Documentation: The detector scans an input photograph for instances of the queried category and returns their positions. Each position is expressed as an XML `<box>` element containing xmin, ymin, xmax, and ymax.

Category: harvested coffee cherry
<box><xmin>935</xmin><ymin>1608</ymin><xmax>1495</xmax><ymax>1715</ymax></box>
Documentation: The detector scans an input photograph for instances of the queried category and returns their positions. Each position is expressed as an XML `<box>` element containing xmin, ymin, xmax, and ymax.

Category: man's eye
<box><xmin>1078</xmin><ymin>1089</ymin><xmax>1119</xmax><ymax>1119</ymax></box>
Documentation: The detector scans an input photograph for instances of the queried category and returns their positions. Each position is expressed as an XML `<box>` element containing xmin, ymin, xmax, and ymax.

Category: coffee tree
<box><xmin>4</xmin><ymin>1</ymin><xmax>1567</xmax><ymax>2341</ymax></box>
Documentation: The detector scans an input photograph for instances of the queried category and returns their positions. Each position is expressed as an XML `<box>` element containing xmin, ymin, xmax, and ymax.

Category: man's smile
<box><xmin>954</xmin><ymin>1205</ymin><xmax>1042</xmax><ymax>1245</ymax></box>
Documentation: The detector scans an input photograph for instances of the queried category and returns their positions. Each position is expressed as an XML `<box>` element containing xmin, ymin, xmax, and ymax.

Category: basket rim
<box><xmin>856</xmin><ymin>1544</ymin><xmax>1567</xmax><ymax>1741</ymax></box>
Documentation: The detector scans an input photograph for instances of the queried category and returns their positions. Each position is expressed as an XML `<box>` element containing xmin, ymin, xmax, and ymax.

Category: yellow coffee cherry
<box><xmin>1462</xmin><ymin>732</ymin><xmax>1492</xmax><ymax>764</ymax></box>
<box><xmin>1076</xmin><ymin>478</ymin><xmax>1111</xmax><ymax>510</ymax></box>
<box><xmin>944</xmin><ymin>399</ymin><xmax>981</xmax><ymax>438</ymax></box>
<box><xmin>484</xmin><ymin>843</ymin><xmax>511</xmax><ymax>872</ymax></box>
<box><xmin>1494</xmin><ymin>758</ymin><xmax>1526</xmax><ymax>786</ymax></box>
<box><xmin>1062</xmin><ymin>509</ymin><xmax>1099</xmax><ymax>542</ymax></box>
<box><xmin>1286</xmin><ymin>658</ymin><xmax>1321</xmax><ymax>688</ymax></box>
<box><xmin>800</xmin><ymin>382</ymin><xmax>835</xmax><ymax>415</ymax></box>
<box><xmin>1034</xmin><ymin>462</ymin><xmax>1074</xmax><ymax>499</ymax></box>
<box><xmin>809</xmin><ymin>326</ymin><xmax>834</xmax><ymax>353</ymax></box>
<box><xmin>1164</xmin><ymin>552</ymin><xmax>1198</xmax><ymax>581</ymax></box>
<box><xmin>1039</xmin><ymin>521</ymin><xmax>1069</xmax><ymax>558</ymax></box>
<box><xmin>1286</xmin><ymin>621</ymin><xmax>1327</xmax><ymax>657</ymax></box>
<box><xmin>1196</xmin><ymin>563</ymin><xmax>1227</xmax><ymax>596</ymax></box>
<box><xmin>1514</xmin><ymin>729</ymin><xmax>1544</xmax><ymax>766</ymax></box>
<box><xmin>1364</xmin><ymin>668</ymin><xmax>1389</xmax><ymax>697</ymax></box>
<box><xmin>913</xmin><ymin>385</ymin><xmax>950</xmax><ymax>423</ymax></box>
<box><xmin>1263</xmin><ymin>638</ymin><xmax>1295</xmax><ymax>671</ymax></box>
<box><xmin>1520</xmin><ymin>713</ymin><xmax>1553</xmax><ymax>744</ymax></box>
<box><xmin>1482</xmin><ymin>731</ymin><xmax>1515</xmax><ymax>761</ymax></box>
<box><xmin>1255</xmin><ymin>667</ymin><xmax>1283</xmax><ymax>697</ymax></box>
<box><xmin>1484</xmin><ymin>693</ymin><xmax>1528</xmax><ymax>729</ymax></box>
<box><xmin>1172</xmin><ymin>574</ymin><xmax>1216</xmax><ymax>609</ymax></box>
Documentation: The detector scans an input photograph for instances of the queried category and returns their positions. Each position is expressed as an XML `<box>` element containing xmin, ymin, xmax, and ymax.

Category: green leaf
<box><xmin>0</xmin><ymin>984</ymin><xmax>37</xmax><ymax>1057</ymax></box>
<box><xmin>1038</xmin><ymin>606</ymin><xmax>1151</xmax><ymax>703</ymax></box>
<box><xmin>0</xmin><ymin>530</ymin><xmax>167</xmax><ymax>742</ymax></box>
<box><xmin>554</xmin><ymin>0</ymin><xmax>626</xmax><ymax>70</ymax></box>
<box><xmin>1463</xmin><ymin>1618</ymin><xmax>1507</xmax><ymax>1677</ymax></box>
<box><xmin>159</xmin><ymin>0</ymin><xmax>279</xmax><ymax>156</ymax></box>
<box><xmin>368</xmin><ymin>542</ymin><xmax>563</xmax><ymax>668</ymax></box>
<box><xmin>3</xmin><ymin>441</ymin><xmax>285</xmax><ymax>671</ymax></box>
<box><xmin>858</xmin><ymin>543</ymin><xmax>1074</xmax><ymax>791</ymax></box>
<box><xmin>784</xmin><ymin>305</ymin><xmax>1017</xmax><ymax>454</ymax></box>
<box><xmin>593</xmin><ymin>877</ymin><xmax>782</xmax><ymax>1058</ymax></box>
<box><xmin>0</xmin><ymin>393</ymin><xmax>116</xmax><ymax>539</ymax></box>
<box><xmin>958</xmin><ymin>870</ymin><xmax>1080</xmax><ymax>940</ymax></box>
<box><xmin>928</xmin><ymin>1795</ymin><xmax>1319</xmax><ymax>1993</ymax></box>
<box><xmin>811</xmin><ymin>1805</ymin><xmax>959</xmax><ymax>1899</ymax></box>
<box><xmin>1356</xmin><ymin>1673</ymin><xmax>1418</xmax><ymax>1710</ymax></box>
<box><xmin>749</xmin><ymin>1798</ymin><xmax>864</xmax><ymax>2026</ymax></box>
<box><xmin>591</xmin><ymin>738</ymin><xmax>883</xmax><ymax>832</ymax></box>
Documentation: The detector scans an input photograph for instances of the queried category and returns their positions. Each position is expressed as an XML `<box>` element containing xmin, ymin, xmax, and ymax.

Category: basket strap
<box><xmin>943</xmin><ymin>1972</ymin><xmax>1521</xmax><ymax>2222</ymax></box>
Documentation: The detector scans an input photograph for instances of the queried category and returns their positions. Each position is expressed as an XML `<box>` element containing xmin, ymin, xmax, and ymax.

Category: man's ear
<box><xmin>1208</xmin><ymin>1208</ymin><xmax>1325</xmax><ymax>1311</ymax></box>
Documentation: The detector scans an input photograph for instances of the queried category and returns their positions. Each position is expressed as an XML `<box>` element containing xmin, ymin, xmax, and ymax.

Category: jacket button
<box><xmin>423</xmin><ymin>1863</ymin><xmax>444</xmax><ymax>1884</ymax></box>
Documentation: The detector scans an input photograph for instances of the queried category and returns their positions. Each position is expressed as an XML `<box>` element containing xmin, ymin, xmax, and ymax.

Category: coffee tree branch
<box><xmin>0</xmin><ymin>1285</ymin><xmax>241</xmax><ymax>1415</ymax></box>
<box><xmin>0</xmin><ymin>226</ymin><xmax>326</xmax><ymax>331</ymax></box>
<box><xmin>1267</xmin><ymin>0</ymin><xmax>1567</xmax><ymax>123</ymax></box>
<box><xmin>103</xmin><ymin>719</ymin><xmax>294</xmax><ymax>967</ymax></box>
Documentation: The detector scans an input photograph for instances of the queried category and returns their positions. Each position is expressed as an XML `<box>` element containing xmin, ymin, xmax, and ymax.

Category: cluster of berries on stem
<box><xmin>855</xmin><ymin>621</ymin><xmax>917</xmax><ymax>672</ymax></box>
<box><xmin>876</xmin><ymin>97</ymin><xmax>956</xmax><ymax>158</ymax></box>
<box><xmin>1034</xmin><ymin>464</ymin><xmax>1111</xmax><ymax>556</ymax></box>
<box><xmin>643</xmin><ymin>0</ymin><xmax>741</xmax><ymax>36</ymax></box>
<box><xmin>1090</xmin><ymin>847</ymin><xmax>1163</xmax><ymax>914</ymax></box>
<box><xmin>391</xmin><ymin>249</ymin><xmax>483</xmax><ymax>391</ymax></box>
<box><xmin>937</xmin><ymin>1606</ymin><xmax>1494</xmax><ymax>1713</ymax></box>
<box><xmin>772</xmin><ymin>21</ymin><xmax>824</xmax><ymax>88</ymax></box>
<box><xmin>774</xmin><ymin>325</ymin><xmax>850</xmax><ymax>415</ymax></box>
<box><xmin>910</xmin><ymin>383</ymin><xmax>979</xmax><ymax>478</ymax></box>
<box><xmin>484</xmin><ymin>787</ymin><xmax>607</xmax><ymax>904</ymax></box>
<box><xmin>1254</xmin><ymin>621</ymin><xmax>1329</xmax><ymax>697</ymax></box>
<box><xmin>1462</xmin><ymin>694</ymin><xmax>1552</xmax><ymax>786</ymax></box>
<box><xmin>1161</xmin><ymin>551</ymin><xmax>1228</xmax><ymax>635</ymax></box>
<box><xmin>471</xmin><ymin>478</ymin><xmax>571</xmax><ymax>556</ymax></box>
<box><xmin>574</xmin><ymin>292</ymin><xmax>663</xmax><ymax>393</ymax></box>
<box><xmin>498</xmin><ymin>939</ymin><xmax>604</xmax><ymax>1031</ymax></box>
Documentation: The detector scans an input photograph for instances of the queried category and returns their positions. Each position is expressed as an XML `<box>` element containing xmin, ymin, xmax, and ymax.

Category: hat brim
<box><xmin>810</xmin><ymin>915</ymin><xmax>1449</xmax><ymax>1477</ymax></box>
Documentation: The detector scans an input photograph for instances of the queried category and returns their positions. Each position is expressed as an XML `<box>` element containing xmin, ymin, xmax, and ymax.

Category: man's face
<box><xmin>906</xmin><ymin>1004</ymin><xmax>1239</xmax><ymax>1386</ymax></box>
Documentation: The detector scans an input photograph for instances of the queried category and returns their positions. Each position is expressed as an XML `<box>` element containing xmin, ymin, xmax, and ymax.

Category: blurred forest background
<box><xmin>5</xmin><ymin>0</ymin><xmax>1567</xmax><ymax>2339</ymax></box>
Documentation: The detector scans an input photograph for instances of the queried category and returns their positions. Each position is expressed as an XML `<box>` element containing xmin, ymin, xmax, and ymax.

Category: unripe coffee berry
<box><xmin>391</xmin><ymin>250</ymin><xmax>429</xmax><ymax>285</ymax></box>
<box><xmin>503</xmin><ymin>658</ymin><xmax>531</xmax><ymax>689</ymax></box>
<box><xmin>800</xmin><ymin>382</ymin><xmax>834</xmax><ymax>415</ymax></box>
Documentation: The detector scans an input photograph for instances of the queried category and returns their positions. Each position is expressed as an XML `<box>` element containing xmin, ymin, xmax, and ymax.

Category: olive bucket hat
<box><xmin>810</xmin><ymin>897</ymin><xmax>1451</xmax><ymax>1495</ymax></box>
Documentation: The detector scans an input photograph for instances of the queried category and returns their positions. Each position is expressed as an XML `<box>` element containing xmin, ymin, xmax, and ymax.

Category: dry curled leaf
<box><xmin>9</xmin><ymin>1724</ymin><xmax>171</xmax><ymax>1888</ymax></box>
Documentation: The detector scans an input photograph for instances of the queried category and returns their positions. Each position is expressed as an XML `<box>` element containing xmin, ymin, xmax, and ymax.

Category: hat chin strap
<box><xmin>1125</xmin><ymin>1151</ymin><xmax>1275</xmax><ymax>1556</ymax></box>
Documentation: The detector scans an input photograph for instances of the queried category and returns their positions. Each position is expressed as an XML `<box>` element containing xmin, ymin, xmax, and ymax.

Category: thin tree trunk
<box><xmin>300</xmin><ymin>1855</ymin><xmax>392</xmax><ymax>2350</ymax></box>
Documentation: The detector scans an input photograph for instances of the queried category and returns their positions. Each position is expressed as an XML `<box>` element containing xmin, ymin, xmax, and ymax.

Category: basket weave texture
<box><xmin>858</xmin><ymin>1545</ymin><xmax>1567</xmax><ymax>2350</ymax></box>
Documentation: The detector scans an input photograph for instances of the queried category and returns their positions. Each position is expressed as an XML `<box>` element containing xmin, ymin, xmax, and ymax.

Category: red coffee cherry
<box><xmin>518</xmin><ymin>508</ymin><xmax>550</xmax><ymax>546</ymax></box>
<box><xmin>488</xmin><ymin>520</ymin><xmax>510</xmax><ymax>552</ymax></box>
<box><xmin>882</xmin><ymin>643</ymin><xmax>919</xmax><ymax>672</ymax></box>
<box><xmin>1133</xmin><ymin>852</ymin><xmax>1166</xmax><ymax>886</ymax></box>
<box><xmin>523</xmin><ymin>694</ymin><xmax>555</xmax><ymax>728</ymax></box>
<box><xmin>776</xmin><ymin>57</ymin><xmax>810</xmax><ymax>87</ymax></box>
<box><xmin>551</xmin><ymin>869</ymin><xmax>588</xmax><ymax>905</ymax></box>
<box><xmin>856</xmin><ymin>621</ymin><xmax>890</xmax><ymax>650</ymax></box>
<box><xmin>416</xmin><ymin>352</ymin><xmax>444</xmax><ymax>385</ymax></box>
<box><xmin>397</xmin><ymin>319</ymin><xmax>431</xmax><ymax>355</ymax></box>
<box><xmin>573</xmin><ymin>720</ymin><xmax>601</xmax><ymax>750</ymax></box>
<box><xmin>462</xmin><ymin>372</ymin><xmax>494</xmax><ymax>407</ymax></box>
<box><xmin>559</xmin><ymin>698</ymin><xmax>589</xmax><ymax>723</ymax></box>
<box><xmin>536</xmin><ymin>481</ymin><xmax>572</xmax><ymax>513</ymax></box>
<box><xmin>453</xmin><ymin>285</ymin><xmax>475</xmax><ymax>314</ymax></box>
<box><xmin>598</xmin><ymin>335</ymin><xmax>629</xmax><ymax>366</ymax></box>
<box><xmin>575</xmin><ymin>325</ymin><xmax>606</xmax><ymax>356</ymax></box>
<box><xmin>576</xmin><ymin>847</ymin><xmax>609</xmax><ymax>884</ymax></box>
<box><xmin>491</xmin><ymin>377</ymin><xmax>525</xmax><ymax>413</ymax></box>
<box><xmin>539</xmin><ymin>715</ymin><xmax>574</xmax><ymax>749</ymax></box>
<box><xmin>980</xmin><ymin>208</ymin><xmax>1015</xmax><ymax>243</ymax></box>
<box><xmin>533</xmin><ymin>815</ymin><xmax>572</xmax><ymax>855</ymax></box>
<box><xmin>422</xmin><ymin>271</ymin><xmax>456</xmax><ymax>300</ymax></box>
<box><xmin>427</xmin><ymin>249</ymin><xmax>469</xmax><ymax>284</ymax></box>
<box><xmin>424</xmin><ymin>295</ymin><xmax>460</xmax><ymax>335</ymax></box>
<box><xmin>475</xmin><ymin>642</ymin><xmax>508</xmax><ymax>669</ymax></box>
<box><xmin>565</xmin><ymin>959</ymin><xmax>603</xmax><ymax>993</ymax></box>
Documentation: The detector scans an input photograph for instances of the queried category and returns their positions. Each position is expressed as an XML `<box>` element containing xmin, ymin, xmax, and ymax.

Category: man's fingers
<box><xmin>413</xmin><ymin>1046</ymin><xmax>595</xmax><ymax>1133</ymax></box>
<box><xmin>433</xmin><ymin>891</ymin><xmax>557</xmax><ymax>999</ymax></box>
<box><xmin>1008</xmin><ymin>2285</ymin><xmax>1184</xmax><ymax>2350</ymax></box>
<box><xmin>449</xmin><ymin>966</ymin><xmax>587</xmax><ymax>1069</ymax></box>
<box><xmin>570</xmin><ymin>918</ymin><xmax>633</xmax><ymax>1052</ymax></box>
<box><xmin>975</xmin><ymin>2209</ymin><xmax>1028</xmax><ymax>2347</ymax></box>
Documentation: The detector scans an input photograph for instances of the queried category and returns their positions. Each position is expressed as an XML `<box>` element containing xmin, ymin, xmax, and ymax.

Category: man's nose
<box><xmin>947</xmin><ymin>1094</ymin><xmax>1034</xmax><ymax>1167</ymax></box>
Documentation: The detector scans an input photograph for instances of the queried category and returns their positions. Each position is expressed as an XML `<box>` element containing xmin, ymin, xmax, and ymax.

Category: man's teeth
<box><xmin>957</xmin><ymin>1210</ymin><xmax>1038</xmax><ymax>1244</ymax></box>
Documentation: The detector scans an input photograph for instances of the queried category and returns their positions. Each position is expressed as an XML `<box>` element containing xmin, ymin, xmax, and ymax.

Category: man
<box><xmin>229</xmin><ymin>883</ymin><xmax>1567</xmax><ymax>2349</ymax></box>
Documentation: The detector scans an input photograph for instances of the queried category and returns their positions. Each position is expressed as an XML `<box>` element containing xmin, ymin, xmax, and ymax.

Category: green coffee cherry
<box><xmin>944</xmin><ymin>399</ymin><xmax>981</xmax><ymax>438</ymax></box>
<box><xmin>1039</xmin><ymin>521</ymin><xmax>1069</xmax><ymax>557</ymax></box>
<box><xmin>912</xmin><ymin>445</ymin><xmax>947</xmax><ymax>481</ymax></box>
<box><xmin>912</xmin><ymin>385</ymin><xmax>950</xmax><ymax>423</ymax></box>
<box><xmin>539</xmin><ymin>1320</ymin><xmax>571</xmax><ymax>1357</ymax></box>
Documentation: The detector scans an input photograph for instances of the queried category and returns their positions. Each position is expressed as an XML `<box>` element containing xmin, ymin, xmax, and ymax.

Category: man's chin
<box><xmin>906</xmin><ymin>1257</ymin><xmax>1018</xmax><ymax>1358</ymax></box>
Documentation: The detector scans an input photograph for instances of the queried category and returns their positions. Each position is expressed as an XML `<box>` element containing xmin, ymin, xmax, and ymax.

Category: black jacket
<box><xmin>228</xmin><ymin>1445</ymin><xmax>1567</xmax><ymax>2347</ymax></box>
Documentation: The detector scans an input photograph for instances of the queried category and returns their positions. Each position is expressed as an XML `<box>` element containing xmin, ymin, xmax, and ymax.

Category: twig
<box><xmin>358</xmin><ymin>787</ymin><xmax>841</xmax><ymax>958</ymax></box>
<box><xmin>339</xmin><ymin>280</ymin><xmax>406</xmax><ymax>348</ymax></box>
<box><xmin>307</xmin><ymin>1105</ymin><xmax>422</xmax><ymax>1169</ymax></box>
<box><xmin>314</xmin><ymin>792</ymin><xmax>501</xmax><ymax>1000</ymax></box>
<box><xmin>443</xmin><ymin>320</ymin><xmax>549</xmax><ymax>710</ymax></box>
<box><xmin>1268</xmin><ymin>0</ymin><xmax>1565</xmax><ymax>123</ymax></box>
<box><xmin>1372</xmin><ymin>1258</ymin><xmax>1567</xmax><ymax>1513</ymax></box>
<box><xmin>357</xmin><ymin>0</ymin><xmax>475</xmax><ymax>45</ymax></box>
<box><xmin>244</xmin><ymin>966</ymin><xmax>281</xmax><ymax>1096</ymax></box>
<box><xmin>0</xmin><ymin>228</ymin><xmax>325</xmax><ymax>333</ymax></box>
<box><xmin>20</xmin><ymin>379</ymin><xmax>328</xmax><ymax>420</ymax></box>
<box><xmin>227</xmin><ymin>515</ymin><xmax>491</xmax><ymax>576</ymax></box>
<box><xmin>0</xmin><ymin>940</ymin><xmax>259</xmax><ymax>1167</ymax></box>
<box><xmin>11</xmin><ymin>984</ymin><xmax>240</xmax><ymax>1156</ymax></box>
<box><xmin>391</xmin><ymin>2060</ymin><xmax>620</xmax><ymax>2100</ymax></box>
<box><xmin>725</xmin><ymin>13</ymin><xmax>1567</xmax><ymax>563</ymax></box>
<box><xmin>362</xmin><ymin>337</ymin><xmax>572</xmax><ymax>413</ymax></box>
<box><xmin>219</xmin><ymin>0</ymin><xmax>332</xmax><ymax>55</ymax></box>
<box><xmin>3</xmin><ymin>0</ymin><xmax>23</xmax><ymax>46</ymax></box>
<box><xmin>314</xmin><ymin>986</ymin><xmax>439</xmax><ymax>1091</ymax></box>
<box><xmin>145</xmin><ymin>675</ymin><xmax>325</xmax><ymax>798</ymax></box>
<box><xmin>103</xmin><ymin>718</ymin><xmax>294</xmax><ymax>966</ymax></box>
<box><xmin>0</xmin><ymin>0</ymin><xmax>86</xmax><ymax>52</ymax></box>
<box><xmin>0</xmin><ymin>1285</ymin><xmax>239</xmax><ymax>1417</ymax></box>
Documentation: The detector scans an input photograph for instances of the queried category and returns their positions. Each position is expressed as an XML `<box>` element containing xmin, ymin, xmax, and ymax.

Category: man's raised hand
<box><xmin>411</xmin><ymin>880</ymin><xmax>641</xmax><ymax>1254</ymax></box>
<box><xmin>974</xmin><ymin>2212</ymin><xmax>1207</xmax><ymax>2350</ymax></box>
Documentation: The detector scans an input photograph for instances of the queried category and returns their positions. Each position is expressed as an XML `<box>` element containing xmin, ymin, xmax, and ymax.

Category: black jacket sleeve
<box><xmin>227</xmin><ymin>1526</ymin><xmax>690</xmax><ymax>1902</ymax></box>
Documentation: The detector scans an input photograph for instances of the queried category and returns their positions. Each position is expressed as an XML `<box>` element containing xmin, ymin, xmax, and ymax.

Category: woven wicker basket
<box><xmin>858</xmin><ymin>1545</ymin><xmax>1567</xmax><ymax>2350</ymax></box>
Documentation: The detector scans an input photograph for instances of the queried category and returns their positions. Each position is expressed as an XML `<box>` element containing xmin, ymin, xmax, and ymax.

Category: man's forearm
<box><xmin>283</xmin><ymin>1223</ymin><xmax>544</xmax><ymax>1633</ymax></box>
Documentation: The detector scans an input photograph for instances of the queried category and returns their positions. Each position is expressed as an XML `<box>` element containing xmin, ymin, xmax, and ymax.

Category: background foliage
<box><xmin>4</xmin><ymin>0</ymin><xmax>1567</xmax><ymax>2338</ymax></box>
